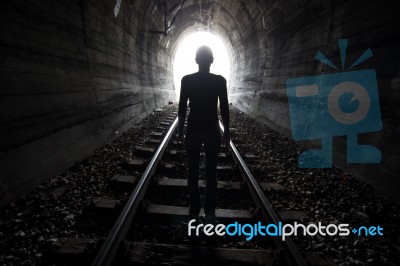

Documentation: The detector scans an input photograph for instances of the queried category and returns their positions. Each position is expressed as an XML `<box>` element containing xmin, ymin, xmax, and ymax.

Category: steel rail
<box><xmin>219</xmin><ymin>122</ymin><xmax>307</xmax><ymax>266</ymax></box>
<box><xmin>91</xmin><ymin>118</ymin><xmax>178</xmax><ymax>266</ymax></box>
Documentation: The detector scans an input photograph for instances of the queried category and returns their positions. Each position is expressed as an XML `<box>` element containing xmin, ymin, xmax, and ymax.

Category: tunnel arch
<box><xmin>171</xmin><ymin>1</ymin><xmax>265</xmax><ymax>114</ymax></box>
<box><xmin>136</xmin><ymin>0</ymin><xmax>265</xmax><ymax>110</ymax></box>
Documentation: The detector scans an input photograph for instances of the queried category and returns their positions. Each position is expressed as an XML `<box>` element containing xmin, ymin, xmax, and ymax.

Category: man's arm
<box><xmin>178</xmin><ymin>77</ymin><xmax>188</xmax><ymax>137</ymax></box>
<box><xmin>219</xmin><ymin>77</ymin><xmax>230</xmax><ymax>137</ymax></box>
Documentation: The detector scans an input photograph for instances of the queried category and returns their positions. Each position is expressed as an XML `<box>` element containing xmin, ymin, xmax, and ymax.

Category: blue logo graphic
<box><xmin>286</xmin><ymin>39</ymin><xmax>382</xmax><ymax>168</ymax></box>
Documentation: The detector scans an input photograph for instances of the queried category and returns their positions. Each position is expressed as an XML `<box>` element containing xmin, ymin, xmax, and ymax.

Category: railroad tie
<box><xmin>134</xmin><ymin>146</ymin><xmax>155</xmax><ymax>157</ymax></box>
<box><xmin>144</xmin><ymin>204</ymin><xmax>253</xmax><ymax>224</ymax></box>
<box><xmin>156</xmin><ymin>177</ymin><xmax>241</xmax><ymax>190</ymax></box>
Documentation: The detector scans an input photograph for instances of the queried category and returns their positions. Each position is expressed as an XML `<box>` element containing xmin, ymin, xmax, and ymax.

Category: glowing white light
<box><xmin>173</xmin><ymin>32</ymin><xmax>230</xmax><ymax>100</ymax></box>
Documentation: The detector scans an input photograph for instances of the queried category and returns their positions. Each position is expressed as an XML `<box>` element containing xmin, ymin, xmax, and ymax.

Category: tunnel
<box><xmin>1</xmin><ymin>0</ymin><xmax>400</xmax><ymax>265</ymax></box>
<box><xmin>1</xmin><ymin>0</ymin><xmax>399</xmax><ymax>205</ymax></box>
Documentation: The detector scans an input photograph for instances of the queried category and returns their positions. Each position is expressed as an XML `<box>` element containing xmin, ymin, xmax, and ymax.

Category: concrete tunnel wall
<box><xmin>0</xmin><ymin>0</ymin><xmax>176</xmax><ymax>206</ymax></box>
<box><xmin>0</xmin><ymin>0</ymin><xmax>399</xmax><ymax>206</ymax></box>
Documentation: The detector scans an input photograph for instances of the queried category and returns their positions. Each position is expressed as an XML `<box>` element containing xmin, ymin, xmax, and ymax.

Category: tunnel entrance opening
<box><xmin>173</xmin><ymin>31</ymin><xmax>231</xmax><ymax>100</ymax></box>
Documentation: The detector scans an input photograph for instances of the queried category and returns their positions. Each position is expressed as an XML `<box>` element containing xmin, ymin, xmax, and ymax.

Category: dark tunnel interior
<box><xmin>1</xmin><ymin>0</ymin><xmax>399</xmax><ymax>205</ymax></box>
<box><xmin>1</xmin><ymin>1</ymin><xmax>400</xmax><ymax>264</ymax></box>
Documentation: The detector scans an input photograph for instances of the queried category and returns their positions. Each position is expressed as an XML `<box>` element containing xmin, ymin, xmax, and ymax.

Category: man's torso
<box><xmin>182</xmin><ymin>73</ymin><xmax>225</xmax><ymax>134</ymax></box>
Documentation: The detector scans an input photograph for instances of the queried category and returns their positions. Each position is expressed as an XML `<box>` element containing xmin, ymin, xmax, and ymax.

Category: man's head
<box><xmin>195</xmin><ymin>45</ymin><xmax>214</xmax><ymax>67</ymax></box>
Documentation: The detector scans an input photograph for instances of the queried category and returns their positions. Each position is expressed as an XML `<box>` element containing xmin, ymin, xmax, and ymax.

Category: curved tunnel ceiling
<box><xmin>138</xmin><ymin>0</ymin><xmax>265</xmax><ymax>111</ymax></box>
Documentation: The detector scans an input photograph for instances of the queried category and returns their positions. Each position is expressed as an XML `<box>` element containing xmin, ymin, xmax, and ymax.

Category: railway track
<box><xmin>46</xmin><ymin>108</ymin><xmax>310</xmax><ymax>266</ymax></box>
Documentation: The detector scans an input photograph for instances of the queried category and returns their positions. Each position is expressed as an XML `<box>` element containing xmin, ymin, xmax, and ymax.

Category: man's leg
<box><xmin>203</xmin><ymin>132</ymin><xmax>221</xmax><ymax>215</ymax></box>
<box><xmin>186</xmin><ymin>132</ymin><xmax>203</xmax><ymax>215</ymax></box>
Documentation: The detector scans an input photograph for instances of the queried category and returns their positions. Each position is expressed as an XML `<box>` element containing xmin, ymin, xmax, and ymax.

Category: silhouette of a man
<box><xmin>178</xmin><ymin>45</ymin><xmax>230</xmax><ymax>220</ymax></box>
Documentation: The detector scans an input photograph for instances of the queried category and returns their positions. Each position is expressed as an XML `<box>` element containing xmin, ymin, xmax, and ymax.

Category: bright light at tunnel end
<box><xmin>173</xmin><ymin>32</ymin><xmax>231</xmax><ymax>100</ymax></box>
